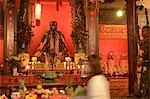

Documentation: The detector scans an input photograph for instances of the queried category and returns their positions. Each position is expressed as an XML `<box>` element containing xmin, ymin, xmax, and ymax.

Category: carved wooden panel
<box><xmin>6</xmin><ymin>6</ymin><xmax>15</xmax><ymax>56</ymax></box>
<box><xmin>88</xmin><ymin>8</ymin><xmax>97</xmax><ymax>55</ymax></box>
<box><xmin>99</xmin><ymin>25</ymin><xmax>127</xmax><ymax>40</ymax></box>
<box><xmin>109</xmin><ymin>77</ymin><xmax>128</xmax><ymax>96</ymax></box>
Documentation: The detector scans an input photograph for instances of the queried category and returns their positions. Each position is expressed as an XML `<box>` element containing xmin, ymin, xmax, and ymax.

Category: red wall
<box><xmin>99</xmin><ymin>39</ymin><xmax>128</xmax><ymax>61</ymax></box>
<box><xmin>0</xmin><ymin>39</ymin><xmax>3</xmax><ymax>70</ymax></box>
<box><xmin>29</xmin><ymin>2</ymin><xmax>74</xmax><ymax>56</ymax></box>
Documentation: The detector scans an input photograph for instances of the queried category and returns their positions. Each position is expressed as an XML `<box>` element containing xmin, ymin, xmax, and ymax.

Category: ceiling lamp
<box><xmin>35</xmin><ymin>0</ymin><xmax>41</xmax><ymax>26</ymax></box>
<box><xmin>116</xmin><ymin>10</ymin><xmax>124</xmax><ymax>17</ymax></box>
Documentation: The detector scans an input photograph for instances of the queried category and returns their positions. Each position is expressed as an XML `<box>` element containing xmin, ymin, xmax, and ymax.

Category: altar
<box><xmin>0</xmin><ymin>75</ymin><xmax>128</xmax><ymax>97</ymax></box>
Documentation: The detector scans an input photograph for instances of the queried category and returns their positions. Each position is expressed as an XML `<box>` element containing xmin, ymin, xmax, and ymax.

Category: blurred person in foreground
<box><xmin>87</xmin><ymin>55</ymin><xmax>110</xmax><ymax>99</ymax></box>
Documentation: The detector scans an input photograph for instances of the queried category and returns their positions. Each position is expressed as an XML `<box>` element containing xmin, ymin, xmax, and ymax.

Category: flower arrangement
<box><xmin>6</xmin><ymin>56</ymin><xmax>21</xmax><ymax>67</ymax></box>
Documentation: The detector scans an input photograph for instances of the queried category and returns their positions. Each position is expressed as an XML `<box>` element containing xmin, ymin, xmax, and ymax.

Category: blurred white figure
<box><xmin>87</xmin><ymin>55</ymin><xmax>110</xmax><ymax>99</ymax></box>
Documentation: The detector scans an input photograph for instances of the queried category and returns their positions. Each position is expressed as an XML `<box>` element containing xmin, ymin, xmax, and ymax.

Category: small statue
<box><xmin>1</xmin><ymin>94</ymin><xmax>8</xmax><ymax>99</ymax></box>
<box><xmin>119</xmin><ymin>52</ymin><xmax>128</xmax><ymax>75</ymax></box>
<box><xmin>18</xmin><ymin>52</ymin><xmax>30</xmax><ymax>72</ymax></box>
<box><xmin>107</xmin><ymin>51</ymin><xmax>119</xmax><ymax>76</ymax></box>
<box><xmin>99</xmin><ymin>53</ymin><xmax>108</xmax><ymax>74</ymax></box>
<box><xmin>55</xmin><ymin>52</ymin><xmax>65</xmax><ymax>70</ymax></box>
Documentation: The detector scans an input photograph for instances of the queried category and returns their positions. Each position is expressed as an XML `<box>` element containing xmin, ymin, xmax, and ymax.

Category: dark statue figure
<box><xmin>139</xmin><ymin>26</ymin><xmax>150</xmax><ymax>96</ymax></box>
<box><xmin>35</xmin><ymin>21</ymin><xmax>69</xmax><ymax>64</ymax></box>
<box><xmin>137</xmin><ymin>8</ymin><xmax>150</xmax><ymax>97</ymax></box>
<box><xmin>141</xmin><ymin>26</ymin><xmax>149</xmax><ymax>64</ymax></box>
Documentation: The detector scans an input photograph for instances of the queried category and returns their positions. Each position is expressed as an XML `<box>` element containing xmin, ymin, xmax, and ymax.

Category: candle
<box><xmin>63</xmin><ymin>62</ymin><xmax>67</xmax><ymax>70</ymax></box>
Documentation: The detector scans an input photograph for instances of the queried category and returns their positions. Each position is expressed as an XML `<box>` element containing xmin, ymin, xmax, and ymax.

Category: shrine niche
<box><xmin>29</xmin><ymin>1</ymin><xmax>74</xmax><ymax>56</ymax></box>
<box><xmin>11</xmin><ymin>0</ymin><xmax>88</xmax><ymax>72</ymax></box>
<box><xmin>98</xmin><ymin>27</ymin><xmax>129</xmax><ymax>96</ymax></box>
<box><xmin>99</xmin><ymin>24</ymin><xmax>128</xmax><ymax>75</ymax></box>
<box><xmin>98</xmin><ymin>0</ymin><xmax>128</xmax><ymax>78</ymax></box>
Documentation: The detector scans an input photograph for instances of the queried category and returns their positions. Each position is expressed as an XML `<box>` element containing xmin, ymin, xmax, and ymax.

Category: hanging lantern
<box><xmin>35</xmin><ymin>0</ymin><xmax>41</xmax><ymax>26</ymax></box>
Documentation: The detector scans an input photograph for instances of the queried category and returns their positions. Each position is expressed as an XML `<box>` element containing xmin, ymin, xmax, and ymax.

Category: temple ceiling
<box><xmin>14</xmin><ymin>0</ymin><xmax>150</xmax><ymax>9</ymax></box>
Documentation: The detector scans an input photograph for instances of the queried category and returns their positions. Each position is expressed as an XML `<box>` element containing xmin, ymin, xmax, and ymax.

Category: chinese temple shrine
<box><xmin>0</xmin><ymin>0</ymin><xmax>150</xmax><ymax>98</ymax></box>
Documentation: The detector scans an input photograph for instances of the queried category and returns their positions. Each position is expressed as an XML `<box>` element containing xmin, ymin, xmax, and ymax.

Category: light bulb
<box><xmin>117</xmin><ymin>10</ymin><xmax>123</xmax><ymax>17</ymax></box>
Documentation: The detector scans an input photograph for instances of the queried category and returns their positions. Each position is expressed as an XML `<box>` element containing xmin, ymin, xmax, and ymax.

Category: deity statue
<box><xmin>55</xmin><ymin>52</ymin><xmax>66</xmax><ymax>70</ymax></box>
<box><xmin>99</xmin><ymin>53</ymin><xmax>108</xmax><ymax>74</ymax></box>
<box><xmin>18</xmin><ymin>52</ymin><xmax>30</xmax><ymax>72</ymax></box>
<box><xmin>119</xmin><ymin>52</ymin><xmax>128</xmax><ymax>75</ymax></box>
<box><xmin>35</xmin><ymin>21</ymin><xmax>69</xmax><ymax>65</ymax></box>
<box><xmin>107</xmin><ymin>51</ymin><xmax>119</xmax><ymax>76</ymax></box>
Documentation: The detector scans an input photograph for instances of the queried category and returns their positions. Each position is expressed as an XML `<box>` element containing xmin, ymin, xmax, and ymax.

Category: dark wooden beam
<box><xmin>41</xmin><ymin>0</ymin><xmax>69</xmax><ymax>2</ymax></box>
<box><xmin>127</xmin><ymin>0</ymin><xmax>137</xmax><ymax>96</ymax></box>
<box><xmin>104</xmin><ymin>0</ymin><xmax>115</xmax><ymax>3</ymax></box>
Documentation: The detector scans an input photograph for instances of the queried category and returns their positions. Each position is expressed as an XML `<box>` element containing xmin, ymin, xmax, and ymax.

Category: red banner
<box><xmin>88</xmin><ymin>9</ymin><xmax>97</xmax><ymax>55</ymax></box>
<box><xmin>6</xmin><ymin>7</ymin><xmax>15</xmax><ymax>57</ymax></box>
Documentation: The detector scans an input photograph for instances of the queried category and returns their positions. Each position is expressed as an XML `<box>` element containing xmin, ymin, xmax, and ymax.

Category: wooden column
<box><xmin>3</xmin><ymin>0</ymin><xmax>16</xmax><ymax>74</ymax></box>
<box><xmin>88</xmin><ymin>1</ymin><xmax>99</xmax><ymax>56</ymax></box>
<box><xmin>84</xmin><ymin>0</ymin><xmax>89</xmax><ymax>56</ymax></box>
<box><xmin>127</xmin><ymin>0</ymin><xmax>137</xmax><ymax>95</ymax></box>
